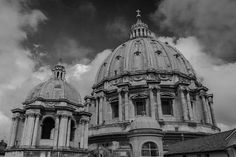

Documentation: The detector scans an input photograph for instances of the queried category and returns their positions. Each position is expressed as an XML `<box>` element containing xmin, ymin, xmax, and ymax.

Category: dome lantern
<box><xmin>130</xmin><ymin>9</ymin><xmax>152</xmax><ymax>39</ymax></box>
<box><xmin>52</xmin><ymin>61</ymin><xmax>66</xmax><ymax>81</ymax></box>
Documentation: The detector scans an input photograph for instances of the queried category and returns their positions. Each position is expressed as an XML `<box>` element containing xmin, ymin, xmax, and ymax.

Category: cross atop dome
<box><xmin>136</xmin><ymin>9</ymin><xmax>141</xmax><ymax>18</ymax></box>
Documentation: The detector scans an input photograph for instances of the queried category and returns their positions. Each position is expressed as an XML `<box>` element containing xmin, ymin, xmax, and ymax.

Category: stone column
<box><xmin>208</xmin><ymin>95</ymin><xmax>217</xmax><ymax>126</ymax></box>
<box><xmin>8</xmin><ymin>118</ymin><xmax>14</xmax><ymax>147</ymax></box>
<box><xmin>149</xmin><ymin>87</ymin><xmax>156</xmax><ymax>119</ymax></box>
<box><xmin>103</xmin><ymin>96</ymin><xmax>108</xmax><ymax>123</ymax></box>
<box><xmin>124</xmin><ymin>88</ymin><xmax>129</xmax><ymax>120</ymax></box>
<box><xmin>180</xmin><ymin>88</ymin><xmax>188</xmax><ymax>121</ymax></box>
<box><xmin>66</xmin><ymin>117</ymin><xmax>71</xmax><ymax>147</ymax></box>
<box><xmin>201</xmin><ymin>94</ymin><xmax>210</xmax><ymax>124</ymax></box>
<box><xmin>130</xmin><ymin>97</ymin><xmax>135</xmax><ymax>119</ymax></box>
<box><xmin>205</xmin><ymin>98</ymin><xmax>213</xmax><ymax>124</ymax></box>
<box><xmin>9</xmin><ymin>116</ymin><xmax>19</xmax><ymax>147</ymax></box>
<box><xmin>53</xmin><ymin>115</ymin><xmax>60</xmax><ymax>148</ymax></box>
<box><xmin>99</xmin><ymin>95</ymin><xmax>103</xmax><ymax>124</ymax></box>
<box><xmin>80</xmin><ymin>120</ymin><xmax>85</xmax><ymax>148</ymax></box>
<box><xmin>58</xmin><ymin>115</ymin><xmax>68</xmax><ymax>147</ymax></box>
<box><xmin>83</xmin><ymin>121</ymin><xmax>89</xmax><ymax>149</ymax></box>
<box><xmin>156</xmin><ymin>88</ymin><xmax>163</xmax><ymax>120</ymax></box>
<box><xmin>21</xmin><ymin>115</ymin><xmax>28</xmax><ymax>146</ymax></box>
<box><xmin>31</xmin><ymin>114</ymin><xmax>40</xmax><ymax>147</ymax></box>
<box><xmin>186</xmin><ymin>91</ymin><xmax>194</xmax><ymax>121</ymax></box>
<box><xmin>95</xmin><ymin>97</ymin><xmax>99</xmax><ymax>125</ymax></box>
<box><xmin>25</xmin><ymin>113</ymin><xmax>36</xmax><ymax>146</ymax></box>
<box><xmin>118</xmin><ymin>89</ymin><xmax>123</xmax><ymax>121</ymax></box>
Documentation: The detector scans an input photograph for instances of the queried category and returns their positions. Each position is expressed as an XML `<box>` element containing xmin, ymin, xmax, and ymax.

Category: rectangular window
<box><xmin>135</xmin><ymin>99</ymin><xmax>146</xmax><ymax>116</ymax></box>
<box><xmin>161</xmin><ymin>98</ymin><xmax>173</xmax><ymax>115</ymax></box>
<box><xmin>111</xmin><ymin>101</ymin><xmax>119</xmax><ymax>118</ymax></box>
<box><xmin>197</xmin><ymin>154</ymin><xmax>201</xmax><ymax>157</ymax></box>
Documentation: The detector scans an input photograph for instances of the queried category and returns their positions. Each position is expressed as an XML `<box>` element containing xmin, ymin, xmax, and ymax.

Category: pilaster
<box><xmin>200</xmin><ymin>90</ymin><xmax>210</xmax><ymax>124</ymax></box>
<box><xmin>179</xmin><ymin>87</ymin><xmax>188</xmax><ymax>121</ymax></box>
<box><xmin>149</xmin><ymin>87</ymin><xmax>156</xmax><ymax>120</ymax></box>
<box><xmin>53</xmin><ymin>115</ymin><xmax>60</xmax><ymax>148</ymax></box>
<box><xmin>124</xmin><ymin>88</ymin><xmax>129</xmax><ymax>121</ymax></box>
<box><xmin>31</xmin><ymin>113</ymin><xmax>41</xmax><ymax>147</ymax></box>
<box><xmin>66</xmin><ymin>117</ymin><xmax>71</xmax><ymax>147</ymax></box>
<box><xmin>118</xmin><ymin>89</ymin><xmax>123</xmax><ymax>121</ymax></box>
<box><xmin>21</xmin><ymin>115</ymin><xmax>28</xmax><ymax>146</ymax></box>
<box><xmin>58</xmin><ymin>114</ymin><xmax>69</xmax><ymax>147</ymax></box>
<box><xmin>99</xmin><ymin>94</ymin><xmax>104</xmax><ymax>124</ymax></box>
<box><xmin>95</xmin><ymin>98</ymin><xmax>99</xmax><ymax>125</ymax></box>
<box><xmin>9</xmin><ymin>116</ymin><xmax>19</xmax><ymax>147</ymax></box>
<box><xmin>156</xmin><ymin>87</ymin><xmax>163</xmax><ymax>120</ymax></box>
<box><xmin>185</xmin><ymin>90</ymin><xmax>194</xmax><ymax>121</ymax></box>
<box><xmin>208</xmin><ymin>94</ymin><xmax>217</xmax><ymax>126</ymax></box>
<box><xmin>24</xmin><ymin>113</ymin><xmax>35</xmax><ymax>146</ymax></box>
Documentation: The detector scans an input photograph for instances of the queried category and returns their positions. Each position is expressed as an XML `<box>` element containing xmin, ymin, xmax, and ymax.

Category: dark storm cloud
<box><xmin>151</xmin><ymin>0</ymin><xmax>236</xmax><ymax>63</ymax></box>
<box><xmin>106</xmin><ymin>17</ymin><xmax>129</xmax><ymax>41</ymax></box>
<box><xmin>24</xmin><ymin>0</ymin><xmax>159</xmax><ymax>66</ymax></box>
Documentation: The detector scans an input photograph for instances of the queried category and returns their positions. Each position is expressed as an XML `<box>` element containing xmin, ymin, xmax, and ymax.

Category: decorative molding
<box><xmin>130</xmin><ymin>93</ymin><xmax>148</xmax><ymax>99</ymax></box>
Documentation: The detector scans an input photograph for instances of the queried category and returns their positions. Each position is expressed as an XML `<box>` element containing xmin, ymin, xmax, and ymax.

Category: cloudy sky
<box><xmin>0</xmin><ymin>0</ymin><xmax>236</xmax><ymax>140</ymax></box>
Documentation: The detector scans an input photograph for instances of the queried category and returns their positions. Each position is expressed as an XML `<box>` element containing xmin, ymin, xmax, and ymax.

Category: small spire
<box><xmin>58</xmin><ymin>58</ymin><xmax>63</xmax><ymax>65</ymax></box>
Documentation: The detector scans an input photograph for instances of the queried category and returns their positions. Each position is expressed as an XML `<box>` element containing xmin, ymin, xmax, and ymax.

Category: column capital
<box><xmin>58</xmin><ymin>114</ymin><xmax>71</xmax><ymax>118</ymax></box>
<box><xmin>80</xmin><ymin>117</ymin><xmax>90</xmax><ymax>124</ymax></box>
<box><xmin>25</xmin><ymin>113</ymin><xmax>36</xmax><ymax>117</ymax></box>
<box><xmin>178</xmin><ymin>85</ymin><xmax>189</xmax><ymax>92</ymax></box>
<box><xmin>117</xmin><ymin>88</ymin><xmax>123</xmax><ymax>93</ymax></box>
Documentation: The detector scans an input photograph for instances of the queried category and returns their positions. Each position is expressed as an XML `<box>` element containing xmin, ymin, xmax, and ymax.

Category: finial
<box><xmin>136</xmin><ymin>9</ymin><xmax>141</xmax><ymax>18</ymax></box>
<box><xmin>58</xmin><ymin>57</ymin><xmax>63</xmax><ymax>65</ymax></box>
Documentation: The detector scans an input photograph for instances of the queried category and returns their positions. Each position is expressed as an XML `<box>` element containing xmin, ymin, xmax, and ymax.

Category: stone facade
<box><xmin>5</xmin><ymin>64</ymin><xmax>91</xmax><ymax>157</ymax></box>
<box><xmin>87</xmin><ymin>11</ymin><xmax>220</xmax><ymax>157</ymax></box>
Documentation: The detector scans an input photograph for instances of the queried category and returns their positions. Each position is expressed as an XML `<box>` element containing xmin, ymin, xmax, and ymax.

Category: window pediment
<box><xmin>131</xmin><ymin>93</ymin><xmax>148</xmax><ymax>99</ymax></box>
<box><xmin>161</xmin><ymin>92</ymin><xmax>175</xmax><ymax>98</ymax></box>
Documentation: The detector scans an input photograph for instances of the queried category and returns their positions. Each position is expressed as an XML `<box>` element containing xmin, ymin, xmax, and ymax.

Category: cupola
<box><xmin>52</xmin><ymin>62</ymin><xmax>66</xmax><ymax>80</ymax></box>
<box><xmin>130</xmin><ymin>9</ymin><xmax>152</xmax><ymax>39</ymax></box>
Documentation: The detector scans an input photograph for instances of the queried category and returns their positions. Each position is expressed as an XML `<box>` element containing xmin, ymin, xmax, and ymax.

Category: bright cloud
<box><xmin>0</xmin><ymin>0</ymin><xmax>48</xmax><ymax>141</ymax></box>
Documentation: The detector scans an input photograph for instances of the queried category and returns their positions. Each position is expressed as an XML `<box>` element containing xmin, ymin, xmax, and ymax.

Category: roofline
<box><xmin>166</xmin><ymin>129</ymin><xmax>236</xmax><ymax>155</ymax></box>
<box><xmin>165</xmin><ymin>149</ymin><xmax>226</xmax><ymax>156</ymax></box>
<box><xmin>23</xmin><ymin>97</ymin><xmax>83</xmax><ymax>107</ymax></box>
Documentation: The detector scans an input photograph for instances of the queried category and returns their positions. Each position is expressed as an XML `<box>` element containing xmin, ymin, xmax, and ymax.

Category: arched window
<box><xmin>141</xmin><ymin>142</ymin><xmax>159</xmax><ymax>157</ymax></box>
<box><xmin>41</xmin><ymin>117</ymin><xmax>55</xmax><ymax>139</ymax></box>
<box><xmin>70</xmin><ymin>120</ymin><xmax>76</xmax><ymax>141</ymax></box>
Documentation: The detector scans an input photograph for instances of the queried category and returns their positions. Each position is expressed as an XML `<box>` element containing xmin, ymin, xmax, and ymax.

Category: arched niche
<box><xmin>41</xmin><ymin>117</ymin><xmax>55</xmax><ymax>139</ymax></box>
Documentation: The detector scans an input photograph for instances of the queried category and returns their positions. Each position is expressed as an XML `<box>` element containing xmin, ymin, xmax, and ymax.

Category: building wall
<box><xmin>5</xmin><ymin>150</ymin><xmax>88</xmax><ymax>157</ymax></box>
<box><xmin>165</xmin><ymin>152</ymin><xmax>228</xmax><ymax>157</ymax></box>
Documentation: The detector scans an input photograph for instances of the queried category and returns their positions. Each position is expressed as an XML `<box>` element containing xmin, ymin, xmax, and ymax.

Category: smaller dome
<box><xmin>24</xmin><ymin>64</ymin><xmax>82</xmax><ymax>106</ymax></box>
<box><xmin>130</xmin><ymin>116</ymin><xmax>160</xmax><ymax>130</ymax></box>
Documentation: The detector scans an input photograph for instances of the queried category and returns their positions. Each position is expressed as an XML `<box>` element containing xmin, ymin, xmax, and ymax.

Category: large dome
<box><xmin>95</xmin><ymin>22</ymin><xmax>195</xmax><ymax>86</ymax></box>
<box><xmin>24</xmin><ymin>64</ymin><xmax>82</xmax><ymax>106</ymax></box>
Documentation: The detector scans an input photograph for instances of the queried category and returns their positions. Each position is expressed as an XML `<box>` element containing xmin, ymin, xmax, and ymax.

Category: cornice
<box><xmin>93</xmin><ymin>70</ymin><xmax>196</xmax><ymax>89</ymax></box>
<box><xmin>23</xmin><ymin>97</ymin><xmax>83</xmax><ymax>107</ymax></box>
